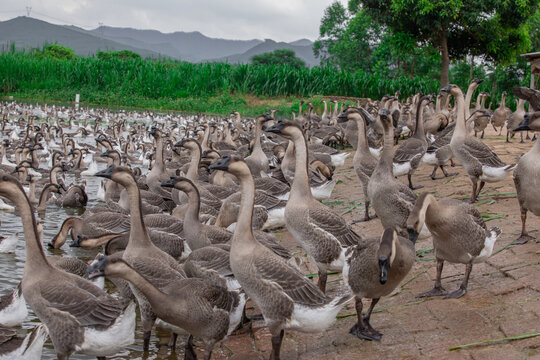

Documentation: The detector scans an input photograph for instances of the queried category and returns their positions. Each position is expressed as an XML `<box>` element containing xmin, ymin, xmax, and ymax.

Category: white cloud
<box><xmin>0</xmin><ymin>0</ymin><xmax>346</xmax><ymax>41</ymax></box>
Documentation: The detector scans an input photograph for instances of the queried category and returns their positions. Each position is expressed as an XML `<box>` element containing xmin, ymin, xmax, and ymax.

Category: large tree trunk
<box><xmin>440</xmin><ymin>28</ymin><xmax>449</xmax><ymax>87</ymax></box>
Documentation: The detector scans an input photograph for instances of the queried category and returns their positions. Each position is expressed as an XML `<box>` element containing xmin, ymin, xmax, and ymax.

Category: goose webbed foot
<box><xmin>349</xmin><ymin>323</ymin><xmax>382</xmax><ymax>341</ymax></box>
<box><xmin>409</xmin><ymin>184</ymin><xmax>424</xmax><ymax>190</ymax></box>
<box><xmin>168</xmin><ymin>333</ymin><xmax>178</xmax><ymax>350</ymax></box>
<box><xmin>416</xmin><ymin>286</ymin><xmax>447</xmax><ymax>298</ymax></box>
<box><xmin>512</xmin><ymin>234</ymin><xmax>535</xmax><ymax>245</ymax></box>
<box><xmin>362</xmin><ymin>316</ymin><xmax>383</xmax><ymax>337</ymax></box>
<box><xmin>444</xmin><ymin>286</ymin><xmax>467</xmax><ymax>299</ymax></box>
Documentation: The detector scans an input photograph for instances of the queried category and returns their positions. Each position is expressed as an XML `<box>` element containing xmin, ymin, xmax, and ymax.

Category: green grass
<box><xmin>0</xmin><ymin>51</ymin><xmax>441</xmax><ymax>115</ymax></box>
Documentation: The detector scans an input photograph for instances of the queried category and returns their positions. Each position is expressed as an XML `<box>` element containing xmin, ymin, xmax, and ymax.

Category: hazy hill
<box><xmin>0</xmin><ymin>16</ymin><xmax>318</xmax><ymax>65</ymax></box>
<box><xmin>0</xmin><ymin>17</ymin><xmax>160</xmax><ymax>58</ymax></box>
<box><xmin>212</xmin><ymin>39</ymin><xmax>318</xmax><ymax>66</ymax></box>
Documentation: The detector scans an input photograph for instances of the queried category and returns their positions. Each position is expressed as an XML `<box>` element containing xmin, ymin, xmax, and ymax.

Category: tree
<box><xmin>97</xmin><ymin>50</ymin><xmax>141</xmax><ymax>61</ymax></box>
<box><xmin>360</xmin><ymin>0</ymin><xmax>538</xmax><ymax>87</ymax></box>
<box><xmin>251</xmin><ymin>49</ymin><xmax>306</xmax><ymax>68</ymax></box>
<box><xmin>42</xmin><ymin>44</ymin><xmax>75</xmax><ymax>60</ymax></box>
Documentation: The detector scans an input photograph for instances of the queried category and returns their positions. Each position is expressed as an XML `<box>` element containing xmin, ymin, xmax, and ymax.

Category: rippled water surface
<box><xmin>0</xmin><ymin>134</ymin><xmax>179</xmax><ymax>359</ymax></box>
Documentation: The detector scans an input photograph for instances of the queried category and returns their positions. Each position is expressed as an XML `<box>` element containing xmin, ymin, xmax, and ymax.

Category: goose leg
<box><xmin>185</xmin><ymin>335</ymin><xmax>198</xmax><ymax>360</ymax></box>
<box><xmin>520</xmin><ymin>132</ymin><xmax>524</xmax><ymax>143</ymax></box>
<box><xmin>417</xmin><ymin>258</ymin><xmax>447</xmax><ymax>297</ymax></box>
<box><xmin>475</xmin><ymin>181</ymin><xmax>485</xmax><ymax>198</ymax></box>
<box><xmin>349</xmin><ymin>297</ymin><xmax>381</xmax><ymax>341</ymax></box>
<box><xmin>143</xmin><ymin>330</ymin><xmax>151</xmax><ymax>352</ymax></box>
<box><xmin>445</xmin><ymin>263</ymin><xmax>472</xmax><ymax>299</ymax></box>
<box><xmin>318</xmin><ymin>270</ymin><xmax>328</xmax><ymax>293</ymax></box>
<box><xmin>481</xmin><ymin>130</ymin><xmax>485</xmax><ymax>139</ymax></box>
<box><xmin>269</xmin><ymin>329</ymin><xmax>284</xmax><ymax>360</ymax></box>
<box><xmin>440</xmin><ymin>165</ymin><xmax>457</xmax><ymax>178</ymax></box>
<box><xmin>353</xmin><ymin>200</ymin><xmax>373</xmax><ymax>223</ymax></box>
<box><xmin>362</xmin><ymin>298</ymin><xmax>382</xmax><ymax>337</ymax></box>
<box><xmin>506</xmin><ymin>130</ymin><xmax>510</xmax><ymax>143</ymax></box>
<box><xmin>168</xmin><ymin>332</ymin><xmax>178</xmax><ymax>350</ymax></box>
<box><xmin>407</xmin><ymin>173</ymin><xmax>423</xmax><ymax>190</ymax></box>
<box><xmin>526</xmin><ymin>131</ymin><xmax>531</xmax><ymax>140</ymax></box>
<box><xmin>430</xmin><ymin>165</ymin><xmax>439</xmax><ymax>180</ymax></box>
<box><xmin>513</xmin><ymin>209</ymin><xmax>536</xmax><ymax>244</ymax></box>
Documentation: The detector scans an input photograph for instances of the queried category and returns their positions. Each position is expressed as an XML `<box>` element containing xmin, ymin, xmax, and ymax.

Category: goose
<box><xmin>0</xmin><ymin>324</ymin><xmax>48</xmax><ymax>360</ymax></box>
<box><xmin>491</xmin><ymin>91</ymin><xmax>511</xmax><ymax>135</ymax></box>
<box><xmin>422</xmin><ymin>122</ymin><xmax>458</xmax><ymax>180</ymax></box>
<box><xmin>265</xmin><ymin>121</ymin><xmax>361</xmax><ymax>292</ymax></box>
<box><xmin>0</xmin><ymin>173</ymin><xmax>136</xmax><ymax>360</ymax></box>
<box><xmin>338</xmin><ymin>108</ymin><xmax>377</xmax><ymax>222</ymax></box>
<box><xmin>407</xmin><ymin>192</ymin><xmax>501</xmax><ymax>298</ymax></box>
<box><xmin>209</xmin><ymin>154</ymin><xmax>352</xmax><ymax>360</ymax></box>
<box><xmin>445</xmin><ymin>84</ymin><xmax>515</xmax><ymax>203</ymax></box>
<box><xmin>392</xmin><ymin>95</ymin><xmax>430</xmax><ymax>189</ymax></box>
<box><xmin>367</xmin><ymin>109</ymin><xmax>428</xmax><ymax>238</ymax></box>
<box><xmin>94</xmin><ymin>165</ymin><xmax>186</xmax><ymax>351</ymax></box>
<box><xmin>344</xmin><ymin>228</ymin><xmax>415</xmax><ymax>341</ymax></box>
<box><xmin>87</xmin><ymin>253</ymin><xmax>246</xmax><ymax>360</ymax></box>
<box><xmin>510</xmin><ymin>108</ymin><xmax>540</xmax><ymax>244</ymax></box>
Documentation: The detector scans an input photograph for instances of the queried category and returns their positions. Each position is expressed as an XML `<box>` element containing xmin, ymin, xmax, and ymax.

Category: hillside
<box><xmin>0</xmin><ymin>17</ymin><xmax>160</xmax><ymax>58</ymax></box>
<box><xmin>211</xmin><ymin>39</ymin><xmax>318</xmax><ymax>66</ymax></box>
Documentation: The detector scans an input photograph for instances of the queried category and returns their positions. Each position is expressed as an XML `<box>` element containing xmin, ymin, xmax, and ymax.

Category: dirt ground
<box><xmin>191</xmin><ymin>126</ymin><xmax>540</xmax><ymax>360</ymax></box>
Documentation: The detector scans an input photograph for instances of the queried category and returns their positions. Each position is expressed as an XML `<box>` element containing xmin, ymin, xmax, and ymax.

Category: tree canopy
<box><xmin>251</xmin><ymin>49</ymin><xmax>306</xmax><ymax>69</ymax></box>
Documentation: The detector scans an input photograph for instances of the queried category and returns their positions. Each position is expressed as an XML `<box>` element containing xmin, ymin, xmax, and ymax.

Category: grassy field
<box><xmin>0</xmin><ymin>51</ymin><xmax>441</xmax><ymax>115</ymax></box>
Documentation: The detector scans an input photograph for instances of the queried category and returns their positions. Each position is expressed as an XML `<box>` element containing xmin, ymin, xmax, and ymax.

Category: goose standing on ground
<box><xmin>368</xmin><ymin>110</ymin><xmax>426</xmax><ymax>238</ymax></box>
<box><xmin>510</xmin><ymin>106</ymin><xmax>540</xmax><ymax>244</ymax></box>
<box><xmin>265</xmin><ymin>121</ymin><xmax>362</xmax><ymax>292</ymax></box>
<box><xmin>0</xmin><ymin>174</ymin><xmax>135</xmax><ymax>360</ymax></box>
<box><xmin>344</xmin><ymin>228</ymin><xmax>415</xmax><ymax>341</ymax></box>
<box><xmin>209</xmin><ymin>154</ymin><xmax>351</xmax><ymax>360</ymax></box>
<box><xmin>337</xmin><ymin>108</ymin><xmax>377</xmax><ymax>222</ymax></box>
<box><xmin>392</xmin><ymin>96</ymin><xmax>430</xmax><ymax>189</ymax></box>
<box><xmin>407</xmin><ymin>192</ymin><xmax>501</xmax><ymax>298</ymax></box>
<box><xmin>491</xmin><ymin>91</ymin><xmax>511</xmax><ymax>135</ymax></box>
<box><xmin>87</xmin><ymin>253</ymin><xmax>245</xmax><ymax>360</ymax></box>
<box><xmin>446</xmin><ymin>84</ymin><xmax>515</xmax><ymax>203</ymax></box>
<box><xmin>94</xmin><ymin>165</ymin><xmax>186</xmax><ymax>352</ymax></box>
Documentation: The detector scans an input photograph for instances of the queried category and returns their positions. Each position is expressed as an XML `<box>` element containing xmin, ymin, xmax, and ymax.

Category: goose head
<box><xmin>378</xmin><ymin>228</ymin><xmax>398</xmax><ymax>285</ymax></box>
<box><xmin>440</xmin><ymin>84</ymin><xmax>463</xmax><ymax>98</ymax></box>
<box><xmin>264</xmin><ymin>121</ymin><xmax>303</xmax><ymax>139</ymax></box>
<box><xmin>87</xmin><ymin>253</ymin><xmax>129</xmax><ymax>280</ymax></box>
<box><xmin>209</xmin><ymin>154</ymin><xmax>248</xmax><ymax>177</ymax></box>
<box><xmin>513</xmin><ymin>111</ymin><xmax>540</xmax><ymax>132</ymax></box>
<box><xmin>161</xmin><ymin>176</ymin><xmax>197</xmax><ymax>195</ymax></box>
<box><xmin>406</xmin><ymin>192</ymin><xmax>433</xmax><ymax>244</ymax></box>
<box><xmin>0</xmin><ymin>173</ymin><xmax>27</xmax><ymax>203</ymax></box>
<box><xmin>337</xmin><ymin>108</ymin><xmax>362</xmax><ymax>124</ymax></box>
<box><xmin>95</xmin><ymin>165</ymin><xmax>136</xmax><ymax>188</ymax></box>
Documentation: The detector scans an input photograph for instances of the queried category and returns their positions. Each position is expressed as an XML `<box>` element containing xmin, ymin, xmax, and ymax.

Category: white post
<box><xmin>75</xmin><ymin>94</ymin><xmax>80</xmax><ymax>110</ymax></box>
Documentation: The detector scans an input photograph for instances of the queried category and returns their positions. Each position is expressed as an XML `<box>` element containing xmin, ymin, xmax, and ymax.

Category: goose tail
<box><xmin>21</xmin><ymin>325</ymin><xmax>48</xmax><ymax>358</ymax></box>
<box><xmin>504</xmin><ymin>164</ymin><xmax>516</xmax><ymax>172</ymax></box>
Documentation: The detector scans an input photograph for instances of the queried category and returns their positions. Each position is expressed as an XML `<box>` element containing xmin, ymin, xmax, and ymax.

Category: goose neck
<box><xmin>289</xmin><ymin>132</ymin><xmax>313</xmax><ymax>200</ymax></box>
<box><xmin>125</xmin><ymin>179</ymin><xmax>150</xmax><ymax>247</ymax></box>
<box><xmin>186</xmin><ymin>146</ymin><xmax>201</xmax><ymax>182</ymax></box>
<box><xmin>233</xmin><ymin>168</ymin><xmax>257</xmax><ymax>245</ymax></box>
<box><xmin>354</xmin><ymin>117</ymin><xmax>370</xmax><ymax>153</ymax></box>
<box><xmin>377</xmin><ymin>121</ymin><xmax>395</xmax><ymax>172</ymax></box>
<box><xmin>453</xmin><ymin>91</ymin><xmax>467</xmax><ymax>137</ymax></box>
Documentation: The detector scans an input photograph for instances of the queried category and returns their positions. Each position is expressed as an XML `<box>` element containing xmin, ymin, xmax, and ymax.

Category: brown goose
<box><xmin>209</xmin><ymin>154</ymin><xmax>351</xmax><ymax>360</ymax></box>
<box><xmin>392</xmin><ymin>95</ymin><xmax>430</xmax><ymax>189</ymax></box>
<box><xmin>0</xmin><ymin>174</ymin><xmax>136</xmax><ymax>360</ymax></box>
<box><xmin>244</xmin><ymin>114</ymin><xmax>274</xmax><ymax>176</ymax></box>
<box><xmin>511</xmin><ymin>108</ymin><xmax>540</xmax><ymax>244</ymax></box>
<box><xmin>446</xmin><ymin>84</ymin><xmax>515</xmax><ymax>203</ymax></box>
<box><xmin>344</xmin><ymin>228</ymin><xmax>415</xmax><ymax>341</ymax></box>
<box><xmin>265</xmin><ymin>121</ymin><xmax>361</xmax><ymax>292</ymax></box>
<box><xmin>407</xmin><ymin>192</ymin><xmax>501</xmax><ymax>298</ymax></box>
<box><xmin>87</xmin><ymin>253</ymin><xmax>246</xmax><ymax>360</ymax></box>
<box><xmin>94</xmin><ymin>165</ymin><xmax>186</xmax><ymax>352</ymax></box>
<box><xmin>338</xmin><ymin>108</ymin><xmax>377</xmax><ymax>221</ymax></box>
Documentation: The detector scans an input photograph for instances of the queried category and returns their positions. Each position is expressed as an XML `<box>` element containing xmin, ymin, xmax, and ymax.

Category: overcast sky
<box><xmin>0</xmin><ymin>0</ymin><xmax>345</xmax><ymax>42</ymax></box>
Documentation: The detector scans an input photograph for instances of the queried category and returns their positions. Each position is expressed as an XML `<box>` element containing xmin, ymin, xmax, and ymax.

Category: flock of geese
<box><xmin>0</xmin><ymin>81</ymin><xmax>538</xmax><ymax>360</ymax></box>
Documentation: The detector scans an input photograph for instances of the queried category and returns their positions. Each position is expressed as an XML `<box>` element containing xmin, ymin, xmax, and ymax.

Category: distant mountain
<box><xmin>0</xmin><ymin>17</ymin><xmax>160</xmax><ymax>58</ymax></box>
<box><xmin>211</xmin><ymin>39</ymin><xmax>318</xmax><ymax>66</ymax></box>
<box><xmin>0</xmin><ymin>16</ymin><xmax>319</xmax><ymax>66</ymax></box>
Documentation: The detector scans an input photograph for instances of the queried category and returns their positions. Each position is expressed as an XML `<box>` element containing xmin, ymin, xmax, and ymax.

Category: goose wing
<box><xmin>0</xmin><ymin>325</ymin><xmax>17</xmax><ymax>345</ymax></box>
<box><xmin>85</xmin><ymin>212</ymin><xmax>130</xmax><ymax>233</ymax></box>
<box><xmin>308</xmin><ymin>206</ymin><xmax>361</xmax><ymax>247</ymax></box>
<box><xmin>393</xmin><ymin>138</ymin><xmax>427</xmax><ymax>163</ymax></box>
<box><xmin>39</xmin><ymin>277</ymin><xmax>122</xmax><ymax>330</ymax></box>
<box><xmin>204</xmin><ymin>225</ymin><xmax>233</xmax><ymax>244</ymax></box>
<box><xmin>462</xmin><ymin>138</ymin><xmax>507</xmax><ymax>168</ymax></box>
<box><xmin>253</xmin><ymin>251</ymin><xmax>327</xmax><ymax>306</ymax></box>
<box><xmin>127</xmin><ymin>256</ymin><xmax>186</xmax><ymax>289</ymax></box>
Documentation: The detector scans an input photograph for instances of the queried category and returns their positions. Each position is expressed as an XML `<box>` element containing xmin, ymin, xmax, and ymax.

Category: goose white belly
<box><xmin>0</xmin><ymin>325</ymin><xmax>48</xmax><ymax>360</ymax></box>
<box><xmin>0</xmin><ymin>233</ymin><xmax>18</xmax><ymax>253</ymax></box>
<box><xmin>392</xmin><ymin>162</ymin><xmax>411</xmax><ymax>177</ymax></box>
<box><xmin>479</xmin><ymin>165</ymin><xmax>513</xmax><ymax>182</ymax></box>
<box><xmin>0</xmin><ymin>289</ymin><xmax>28</xmax><ymax>327</ymax></box>
<box><xmin>311</xmin><ymin>180</ymin><xmax>336</xmax><ymax>200</ymax></box>
<box><xmin>473</xmin><ymin>228</ymin><xmax>500</xmax><ymax>263</ymax></box>
<box><xmin>285</xmin><ymin>294</ymin><xmax>351</xmax><ymax>333</ymax></box>
<box><xmin>369</xmin><ymin>147</ymin><xmax>382</xmax><ymax>158</ymax></box>
<box><xmin>263</xmin><ymin>207</ymin><xmax>286</xmax><ymax>230</ymax></box>
<box><xmin>422</xmin><ymin>152</ymin><xmax>438</xmax><ymax>165</ymax></box>
<box><xmin>227</xmin><ymin>292</ymin><xmax>247</xmax><ymax>335</ymax></box>
<box><xmin>317</xmin><ymin>247</ymin><xmax>347</xmax><ymax>273</ymax></box>
<box><xmin>330</xmin><ymin>153</ymin><xmax>349</xmax><ymax>167</ymax></box>
<box><xmin>0</xmin><ymin>199</ymin><xmax>15</xmax><ymax>211</ymax></box>
<box><xmin>77</xmin><ymin>301</ymin><xmax>136</xmax><ymax>356</ymax></box>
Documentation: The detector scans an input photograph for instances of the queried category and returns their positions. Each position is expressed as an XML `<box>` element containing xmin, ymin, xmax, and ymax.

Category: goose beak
<box><xmin>86</xmin><ymin>254</ymin><xmax>107</xmax><ymax>280</ymax></box>
<box><xmin>474</xmin><ymin>78</ymin><xmax>484</xmax><ymax>84</ymax></box>
<box><xmin>95</xmin><ymin>165</ymin><xmax>116</xmax><ymax>179</ymax></box>
<box><xmin>337</xmin><ymin>112</ymin><xmax>348</xmax><ymax>123</ymax></box>
<box><xmin>209</xmin><ymin>155</ymin><xmax>231</xmax><ymax>171</ymax></box>
<box><xmin>264</xmin><ymin>114</ymin><xmax>274</xmax><ymax>121</ymax></box>
<box><xmin>161</xmin><ymin>177</ymin><xmax>176</xmax><ymax>188</ymax></box>
<box><xmin>264</xmin><ymin>122</ymin><xmax>284</xmax><ymax>134</ymax></box>
<box><xmin>513</xmin><ymin>114</ymin><xmax>531</xmax><ymax>132</ymax></box>
<box><xmin>407</xmin><ymin>226</ymin><xmax>419</xmax><ymax>244</ymax></box>
<box><xmin>69</xmin><ymin>234</ymin><xmax>82</xmax><ymax>247</ymax></box>
<box><xmin>175</xmin><ymin>138</ymin><xmax>186</xmax><ymax>147</ymax></box>
<box><xmin>378</xmin><ymin>257</ymin><xmax>389</xmax><ymax>285</ymax></box>
<box><xmin>440</xmin><ymin>85</ymin><xmax>452</xmax><ymax>93</ymax></box>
